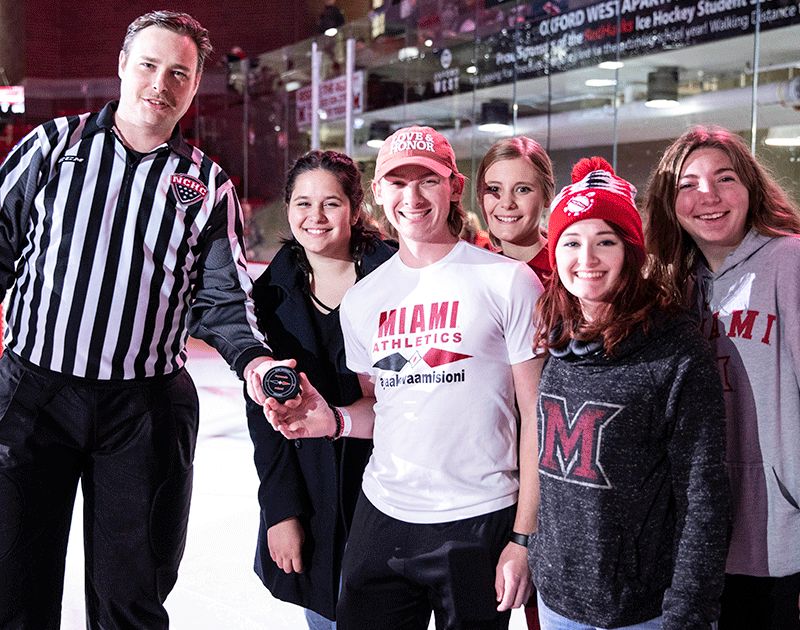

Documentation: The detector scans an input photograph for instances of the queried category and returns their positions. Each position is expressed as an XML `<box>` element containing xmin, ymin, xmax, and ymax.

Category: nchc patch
<box><xmin>170</xmin><ymin>174</ymin><xmax>208</xmax><ymax>205</ymax></box>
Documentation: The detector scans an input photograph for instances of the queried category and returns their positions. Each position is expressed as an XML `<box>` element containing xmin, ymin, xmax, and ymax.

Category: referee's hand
<box><xmin>244</xmin><ymin>356</ymin><xmax>297</xmax><ymax>404</ymax></box>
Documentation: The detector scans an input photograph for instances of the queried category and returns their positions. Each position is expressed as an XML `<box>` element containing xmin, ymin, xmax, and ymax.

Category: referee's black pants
<box><xmin>337</xmin><ymin>492</ymin><xmax>515</xmax><ymax>630</ymax></box>
<box><xmin>0</xmin><ymin>351</ymin><xmax>199</xmax><ymax>629</ymax></box>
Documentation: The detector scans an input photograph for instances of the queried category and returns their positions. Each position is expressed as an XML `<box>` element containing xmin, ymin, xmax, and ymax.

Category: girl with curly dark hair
<box><xmin>245</xmin><ymin>150</ymin><xmax>395</xmax><ymax>629</ymax></box>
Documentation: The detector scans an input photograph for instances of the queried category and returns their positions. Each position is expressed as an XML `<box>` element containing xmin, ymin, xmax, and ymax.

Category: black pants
<box><xmin>337</xmin><ymin>492</ymin><xmax>515</xmax><ymax>630</ymax></box>
<box><xmin>719</xmin><ymin>572</ymin><xmax>800</xmax><ymax>630</ymax></box>
<box><xmin>0</xmin><ymin>351</ymin><xmax>199</xmax><ymax>630</ymax></box>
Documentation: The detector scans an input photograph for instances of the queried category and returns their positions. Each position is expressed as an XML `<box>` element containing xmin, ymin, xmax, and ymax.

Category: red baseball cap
<box><xmin>374</xmin><ymin>126</ymin><xmax>464</xmax><ymax>186</ymax></box>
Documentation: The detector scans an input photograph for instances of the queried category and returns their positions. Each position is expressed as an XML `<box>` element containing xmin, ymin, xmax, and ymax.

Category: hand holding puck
<box><xmin>262</xmin><ymin>366</ymin><xmax>300</xmax><ymax>402</ymax></box>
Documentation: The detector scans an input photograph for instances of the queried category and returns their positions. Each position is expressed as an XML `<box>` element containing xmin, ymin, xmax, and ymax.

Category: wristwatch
<box><xmin>509</xmin><ymin>531</ymin><xmax>535</xmax><ymax>547</ymax></box>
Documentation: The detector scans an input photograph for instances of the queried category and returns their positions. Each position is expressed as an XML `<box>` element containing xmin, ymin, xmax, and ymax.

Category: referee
<box><xmin>0</xmin><ymin>11</ymin><xmax>283</xmax><ymax>629</ymax></box>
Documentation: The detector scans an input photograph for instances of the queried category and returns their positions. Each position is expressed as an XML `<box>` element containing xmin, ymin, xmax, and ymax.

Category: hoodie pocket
<box><xmin>772</xmin><ymin>468</ymin><xmax>799</xmax><ymax>511</ymax></box>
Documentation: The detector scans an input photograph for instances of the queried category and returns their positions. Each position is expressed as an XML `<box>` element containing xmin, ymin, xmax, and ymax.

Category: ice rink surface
<box><xmin>60</xmin><ymin>339</ymin><xmax>527</xmax><ymax>629</ymax></box>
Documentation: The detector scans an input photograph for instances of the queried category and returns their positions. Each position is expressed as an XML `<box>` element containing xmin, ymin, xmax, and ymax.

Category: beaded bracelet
<box><xmin>326</xmin><ymin>404</ymin><xmax>343</xmax><ymax>441</ymax></box>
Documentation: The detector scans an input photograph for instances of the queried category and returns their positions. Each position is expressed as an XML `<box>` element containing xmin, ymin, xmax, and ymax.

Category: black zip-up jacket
<box><xmin>532</xmin><ymin>311</ymin><xmax>730</xmax><ymax>629</ymax></box>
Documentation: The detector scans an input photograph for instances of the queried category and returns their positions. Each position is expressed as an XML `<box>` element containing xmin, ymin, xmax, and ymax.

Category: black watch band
<box><xmin>509</xmin><ymin>531</ymin><xmax>533</xmax><ymax>547</ymax></box>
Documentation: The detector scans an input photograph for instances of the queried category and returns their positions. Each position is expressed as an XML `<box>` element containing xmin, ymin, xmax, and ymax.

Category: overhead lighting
<box><xmin>324</xmin><ymin>27</ymin><xmax>338</xmax><ymax>37</ymax></box>
<box><xmin>424</xmin><ymin>39</ymin><xmax>433</xmax><ymax>47</ymax></box>
<box><xmin>285</xmin><ymin>80</ymin><xmax>301</xmax><ymax>92</ymax></box>
<box><xmin>478</xmin><ymin>100</ymin><xmax>512</xmax><ymax>134</ymax></box>
<box><xmin>367</xmin><ymin>121</ymin><xmax>391</xmax><ymax>148</ymax></box>
<box><xmin>0</xmin><ymin>86</ymin><xmax>24</xmax><ymax>114</ymax></box>
<box><xmin>598</xmin><ymin>61</ymin><xmax>624</xmax><ymax>70</ymax></box>
<box><xmin>398</xmin><ymin>46</ymin><xmax>420</xmax><ymax>61</ymax></box>
<box><xmin>466</xmin><ymin>65</ymin><xmax>478</xmax><ymax>74</ymax></box>
<box><xmin>645</xmin><ymin>99</ymin><xmax>679</xmax><ymax>109</ymax></box>
<box><xmin>646</xmin><ymin>67</ymin><xmax>679</xmax><ymax>109</ymax></box>
<box><xmin>646</xmin><ymin>98</ymin><xmax>679</xmax><ymax>109</ymax></box>
<box><xmin>479</xmin><ymin>124</ymin><xmax>512</xmax><ymax>134</ymax></box>
<box><xmin>585</xmin><ymin>78</ymin><xmax>617</xmax><ymax>87</ymax></box>
<box><xmin>765</xmin><ymin>125</ymin><xmax>800</xmax><ymax>146</ymax></box>
<box><xmin>353</xmin><ymin>117</ymin><xmax>365</xmax><ymax>130</ymax></box>
<box><xmin>318</xmin><ymin>110</ymin><xmax>328</xmax><ymax>120</ymax></box>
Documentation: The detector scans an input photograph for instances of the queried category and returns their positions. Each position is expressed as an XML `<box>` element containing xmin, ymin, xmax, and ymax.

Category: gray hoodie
<box><xmin>693</xmin><ymin>229</ymin><xmax>800</xmax><ymax>577</ymax></box>
<box><xmin>533</xmin><ymin>311</ymin><xmax>729</xmax><ymax>630</ymax></box>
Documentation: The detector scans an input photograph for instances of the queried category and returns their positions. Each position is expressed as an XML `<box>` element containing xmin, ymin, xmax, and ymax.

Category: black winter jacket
<box><xmin>246</xmin><ymin>237</ymin><xmax>395</xmax><ymax>620</ymax></box>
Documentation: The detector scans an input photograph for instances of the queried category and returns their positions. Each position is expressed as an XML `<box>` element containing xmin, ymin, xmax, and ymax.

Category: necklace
<box><xmin>307</xmin><ymin>271</ymin><xmax>339</xmax><ymax>313</ymax></box>
<box><xmin>308</xmin><ymin>290</ymin><xmax>336</xmax><ymax>314</ymax></box>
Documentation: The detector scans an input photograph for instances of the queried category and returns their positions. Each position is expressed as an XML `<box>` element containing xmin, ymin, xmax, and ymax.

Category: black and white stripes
<box><xmin>0</xmin><ymin>101</ymin><xmax>268</xmax><ymax>380</ymax></box>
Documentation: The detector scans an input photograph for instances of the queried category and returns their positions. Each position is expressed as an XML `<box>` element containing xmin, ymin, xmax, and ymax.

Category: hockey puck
<box><xmin>261</xmin><ymin>366</ymin><xmax>301</xmax><ymax>402</ymax></box>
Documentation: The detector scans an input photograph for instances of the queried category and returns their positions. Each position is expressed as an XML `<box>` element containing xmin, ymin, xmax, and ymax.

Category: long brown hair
<box><xmin>534</xmin><ymin>222</ymin><xmax>677</xmax><ymax>355</ymax></box>
<box><xmin>645</xmin><ymin>125</ymin><xmax>800</xmax><ymax>300</ymax></box>
<box><xmin>446</xmin><ymin>175</ymin><xmax>467</xmax><ymax>238</ymax></box>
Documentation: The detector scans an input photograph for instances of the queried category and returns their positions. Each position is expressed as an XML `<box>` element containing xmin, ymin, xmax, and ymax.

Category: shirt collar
<box><xmin>84</xmin><ymin>100</ymin><xmax>198</xmax><ymax>164</ymax></box>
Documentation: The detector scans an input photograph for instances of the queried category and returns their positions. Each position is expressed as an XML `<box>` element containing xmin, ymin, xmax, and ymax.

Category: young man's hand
<box><xmin>495</xmin><ymin>541</ymin><xmax>532</xmax><ymax>611</ymax></box>
<box><xmin>264</xmin><ymin>372</ymin><xmax>335</xmax><ymax>439</ymax></box>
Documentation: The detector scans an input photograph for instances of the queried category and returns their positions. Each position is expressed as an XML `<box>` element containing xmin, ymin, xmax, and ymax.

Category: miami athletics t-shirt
<box><xmin>340</xmin><ymin>241</ymin><xmax>542</xmax><ymax>523</ymax></box>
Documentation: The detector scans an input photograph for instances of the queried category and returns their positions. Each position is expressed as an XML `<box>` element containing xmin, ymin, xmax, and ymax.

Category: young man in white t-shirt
<box><xmin>265</xmin><ymin>126</ymin><xmax>544</xmax><ymax>629</ymax></box>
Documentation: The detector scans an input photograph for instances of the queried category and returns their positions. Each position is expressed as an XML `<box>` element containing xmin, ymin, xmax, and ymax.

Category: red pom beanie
<box><xmin>547</xmin><ymin>157</ymin><xmax>644</xmax><ymax>269</ymax></box>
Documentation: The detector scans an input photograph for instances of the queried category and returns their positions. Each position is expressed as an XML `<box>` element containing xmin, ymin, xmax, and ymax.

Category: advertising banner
<box><xmin>471</xmin><ymin>0</ymin><xmax>798</xmax><ymax>88</ymax></box>
<box><xmin>375</xmin><ymin>0</ymin><xmax>798</xmax><ymax>105</ymax></box>
<box><xmin>296</xmin><ymin>71</ymin><xmax>364</xmax><ymax>128</ymax></box>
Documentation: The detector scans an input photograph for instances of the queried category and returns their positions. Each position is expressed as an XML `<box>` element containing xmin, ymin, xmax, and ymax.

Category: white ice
<box><xmin>60</xmin><ymin>338</ymin><xmax>527</xmax><ymax>629</ymax></box>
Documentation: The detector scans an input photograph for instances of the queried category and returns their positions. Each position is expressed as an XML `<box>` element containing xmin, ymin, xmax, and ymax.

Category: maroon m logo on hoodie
<box><xmin>539</xmin><ymin>394</ymin><xmax>622</xmax><ymax>488</ymax></box>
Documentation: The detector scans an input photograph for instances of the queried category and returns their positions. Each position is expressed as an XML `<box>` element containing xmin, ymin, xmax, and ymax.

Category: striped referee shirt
<box><xmin>0</xmin><ymin>101</ymin><xmax>269</xmax><ymax>380</ymax></box>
